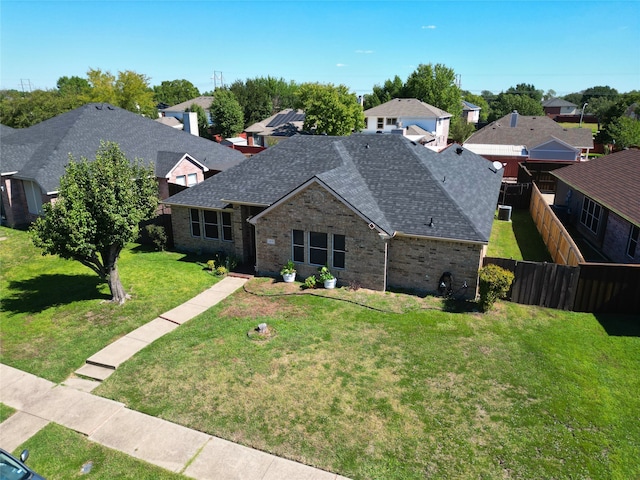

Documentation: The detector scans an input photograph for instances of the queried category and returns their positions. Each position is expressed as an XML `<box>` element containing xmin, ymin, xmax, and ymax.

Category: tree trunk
<box><xmin>106</xmin><ymin>264</ymin><xmax>128</xmax><ymax>304</ymax></box>
<box><xmin>103</xmin><ymin>245</ymin><xmax>129</xmax><ymax>304</ymax></box>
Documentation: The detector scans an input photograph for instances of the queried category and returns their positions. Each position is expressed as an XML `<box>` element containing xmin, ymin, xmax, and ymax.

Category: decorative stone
<box><xmin>258</xmin><ymin>323</ymin><xmax>267</xmax><ymax>333</ymax></box>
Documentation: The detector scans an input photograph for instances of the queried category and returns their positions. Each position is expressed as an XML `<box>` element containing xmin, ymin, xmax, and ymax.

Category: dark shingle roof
<box><xmin>465</xmin><ymin>112</ymin><xmax>593</xmax><ymax>149</ymax></box>
<box><xmin>0</xmin><ymin>103</ymin><xmax>244</xmax><ymax>193</ymax></box>
<box><xmin>542</xmin><ymin>98</ymin><xmax>577</xmax><ymax>108</ymax></box>
<box><xmin>166</xmin><ymin>134</ymin><xmax>502</xmax><ymax>243</ymax></box>
<box><xmin>160</xmin><ymin>96</ymin><xmax>214</xmax><ymax>112</ymax></box>
<box><xmin>552</xmin><ymin>149</ymin><xmax>640</xmax><ymax>225</ymax></box>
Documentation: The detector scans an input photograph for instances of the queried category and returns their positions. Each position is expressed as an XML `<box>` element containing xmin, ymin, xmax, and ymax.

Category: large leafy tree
<box><xmin>461</xmin><ymin>90</ymin><xmax>490</xmax><ymax>122</ymax></box>
<box><xmin>295</xmin><ymin>83</ymin><xmax>364</xmax><ymax>136</ymax></box>
<box><xmin>0</xmin><ymin>89</ymin><xmax>84</xmax><ymax>128</ymax></box>
<box><xmin>229</xmin><ymin>76</ymin><xmax>299</xmax><ymax>127</ymax></box>
<box><xmin>402</xmin><ymin>63</ymin><xmax>462</xmax><ymax>117</ymax></box>
<box><xmin>606</xmin><ymin>116</ymin><xmax>640</xmax><ymax>148</ymax></box>
<box><xmin>209</xmin><ymin>89</ymin><xmax>244</xmax><ymax>138</ymax></box>
<box><xmin>30</xmin><ymin>142</ymin><xmax>158</xmax><ymax>304</ymax></box>
<box><xmin>153</xmin><ymin>79</ymin><xmax>200</xmax><ymax>106</ymax></box>
<box><xmin>364</xmin><ymin>75</ymin><xmax>404</xmax><ymax>109</ymax></box>
<box><xmin>488</xmin><ymin>93</ymin><xmax>544</xmax><ymax>121</ymax></box>
<box><xmin>505</xmin><ymin>83</ymin><xmax>543</xmax><ymax>102</ymax></box>
<box><xmin>85</xmin><ymin>69</ymin><xmax>156</xmax><ymax>117</ymax></box>
<box><xmin>56</xmin><ymin>76</ymin><xmax>92</xmax><ymax>97</ymax></box>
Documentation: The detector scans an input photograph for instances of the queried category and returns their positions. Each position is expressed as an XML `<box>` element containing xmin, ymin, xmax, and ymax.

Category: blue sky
<box><xmin>1</xmin><ymin>0</ymin><xmax>638</xmax><ymax>97</ymax></box>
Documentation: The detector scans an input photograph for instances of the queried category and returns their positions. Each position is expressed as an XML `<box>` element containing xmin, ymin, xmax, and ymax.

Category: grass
<box><xmin>3</xmin><ymin>225</ymin><xmax>639</xmax><ymax>479</ymax></box>
<box><xmin>558</xmin><ymin>122</ymin><xmax>599</xmax><ymax>135</ymax></box>
<box><xmin>0</xmin><ymin>226</ymin><xmax>220</xmax><ymax>383</ymax></box>
<box><xmin>12</xmin><ymin>423</ymin><xmax>188</xmax><ymax>479</ymax></box>
<box><xmin>95</xmin><ymin>278</ymin><xmax>640</xmax><ymax>480</ymax></box>
<box><xmin>0</xmin><ymin>403</ymin><xmax>15</xmax><ymax>423</ymax></box>
<box><xmin>487</xmin><ymin>209</ymin><xmax>552</xmax><ymax>261</ymax></box>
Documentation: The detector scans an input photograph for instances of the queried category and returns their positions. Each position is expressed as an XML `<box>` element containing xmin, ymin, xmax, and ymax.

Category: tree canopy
<box><xmin>209</xmin><ymin>89</ymin><xmax>244</xmax><ymax>138</ymax></box>
<box><xmin>153</xmin><ymin>79</ymin><xmax>200</xmax><ymax>107</ymax></box>
<box><xmin>488</xmin><ymin>92</ymin><xmax>544</xmax><ymax>121</ymax></box>
<box><xmin>229</xmin><ymin>76</ymin><xmax>299</xmax><ymax>127</ymax></box>
<box><xmin>295</xmin><ymin>83</ymin><xmax>364</xmax><ymax>136</ymax></box>
<box><xmin>403</xmin><ymin>63</ymin><xmax>462</xmax><ymax>117</ymax></box>
<box><xmin>30</xmin><ymin>142</ymin><xmax>158</xmax><ymax>304</ymax></box>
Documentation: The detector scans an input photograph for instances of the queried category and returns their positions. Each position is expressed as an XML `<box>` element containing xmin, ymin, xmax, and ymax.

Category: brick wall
<box><xmin>602</xmin><ymin>211</ymin><xmax>640</xmax><ymax>264</ymax></box>
<box><xmin>387</xmin><ymin>235</ymin><xmax>483</xmax><ymax>298</ymax></box>
<box><xmin>254</xmin><ymin>182</ymin><xmax>387</xmax><ymax>290</ymax></box>
<box><xmin>171</xmin><ymin>205</ymin><xmax>237</xmax><ymax>258</ymax></box>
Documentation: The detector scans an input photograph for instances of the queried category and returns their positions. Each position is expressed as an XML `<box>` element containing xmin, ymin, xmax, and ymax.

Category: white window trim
<box><xmin>187</xmin><ymin>173</ymin><xmax>198</xmax><ymax>187</ymax></box>
<box><xmin>291</xmin><ymin>230</ymin><xmax>345</xmax><ymax>269</ymax></box>
<box><xmin>191</xmin><ymin>209</ymin><xmax>233</xmax><ymax>242</ymax></box>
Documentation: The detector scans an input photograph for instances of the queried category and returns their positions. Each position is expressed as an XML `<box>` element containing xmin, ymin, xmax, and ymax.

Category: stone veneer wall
<box><xmin>254</xmin><ymin>182</ymin><xmax>387</xmax><ymax>290</ymax></box>
<box><xmin>387</xmin><ymin>236</ymin><xmax>484</xmax><ymax>299</ymax></box>
<box><xmin>171</xmin><ymin>205</ymin><xmax>238</xmax><ymax>258</ymax></box>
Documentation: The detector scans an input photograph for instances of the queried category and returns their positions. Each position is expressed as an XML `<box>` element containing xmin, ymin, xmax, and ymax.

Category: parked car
<box><xmin>0</xmin><ymin>449</ymin><xmax>46</xmax><ymax>480</ymax></box>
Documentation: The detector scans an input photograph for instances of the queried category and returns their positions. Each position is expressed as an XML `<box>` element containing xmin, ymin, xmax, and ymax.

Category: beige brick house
<box><xmin>165</xmin><ymin>134</ymin><xmax>503</xmax><ymax>298</ymax></box>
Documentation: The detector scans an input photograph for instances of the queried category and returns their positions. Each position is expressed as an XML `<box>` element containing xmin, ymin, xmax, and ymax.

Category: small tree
<box><xmin>295</xmin><ymin>82</ymin><xmax>364</xmax><ymax>135</ymax></box>
<box><xmin>209</xmin><ymin>89</ymin><xmax>244</xmax><ymax>139</ymax></box>
<box><xmin>30</xmin><ymin>141</ymin><xmax>158</xmax><ymax>304</ymax></box>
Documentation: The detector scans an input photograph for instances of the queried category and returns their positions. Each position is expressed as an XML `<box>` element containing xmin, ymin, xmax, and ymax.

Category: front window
<box><xmin>333</xmin><ymin>234</ymin><xmax>346</xmax><ymax>269</ymax></box>
<box><xmin>292</xmin><ymin>229</ymin><xmax>305</xmax><ymax>263</ymax></box>
<box><xmin>187</xmin><ymin>173</ymin><xmax>198</xmax><ymax>186</ymax></box>
<box><xmin>580</xmin><ymin>197</ymin><xmax>602</xmax><ymax>235</ymax></box>
<box><xmin>23</xmin><ymin>181</ymin><xmax>44</xmax><ymax>215</ymax></box>
<box><xmin>190</xmin><ymin>209</ymin><xmax>201</xmax><ymax>237</ymax></box>
<box><xmin>386</xmin><ymin>117</ymin><xmax>397</xmax><ymax>126</ymax></box>
<box><xmin>203</xmin><ymin>210</ymin><xmax>219</xmax><ymax>239</ymax></box>
<box><xmin>628</xmin><ymin>225</ymin><xmax>639</xmax><ymax>258</ymax></box>
<box><xmin>377</xmin><ymin>117</ymin><xmax>384</xmax><ymax>129</ymax></box>
<box><xmin>221</xmin><ymin>212</ymin><xmax>233</xmax><ymax>241</ymax></box>
<box><xmin>309</xmin><ymin>231</ymin><xmax>328</xmax><ymax>266</ymax></box>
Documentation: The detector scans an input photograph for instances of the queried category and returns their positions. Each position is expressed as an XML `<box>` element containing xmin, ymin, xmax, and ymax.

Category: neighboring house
<box><xmin>552</xmin><ymin>148</ymin><xmax>640</xmax><ymax>264</ymax></box>
<box><xmin>164</xmin><ymin>134</ymin><xmax>503</xmax><ymax>297</ymax></box>
<box><xmin>542</xmin><ymin>98</ymin><xmax>578</xmax><ymax>117</ymax></box>
<box><xmin>159</xmin><ymin>96</ymin><xmax>214</xmax><ymax>125</ymax></box>
<box><xmin>362</xmin><ymin>98</ymin><xmax>452</xmax><ymax>149</ymax></box>
<box><xmin>462</xmin><ymin>100</ymin><xmax>481</xmax><ymax>124</ymax></box>
<box><xmin>464</xmin><ymin>111</ymin><xmax>594</xmax><ymax>179</ymax></box>
<box><xmin>244</xmin><ymin>108</ymin><xmax>306</xmax><ymax>147</ymax></box>
<box><xmin>156</xmin><ymin>116</ymin><xmax>184</xmax><ymax>130</ymax></box>
<box><xmin>0</xmin><ymin>103</ymin><xmax>245</xmax><ymax>227</ymax></box>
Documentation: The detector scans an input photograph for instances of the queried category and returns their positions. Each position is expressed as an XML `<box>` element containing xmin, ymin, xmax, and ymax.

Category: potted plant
<box><xmin>280</xmin><ymin>260</ymin><xmax>297</xmax><ymax>283</ymax></box>
<box><xmin>318</xmin><ymin>265</ymin><xmax>336</xmax><ymax>289</ymax></box>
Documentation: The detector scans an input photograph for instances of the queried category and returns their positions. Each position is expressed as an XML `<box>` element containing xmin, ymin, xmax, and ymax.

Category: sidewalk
<box><xmin>0</xmin><ymin>275</ymin><xmax>350</xmax><ymax>479</ymax></box>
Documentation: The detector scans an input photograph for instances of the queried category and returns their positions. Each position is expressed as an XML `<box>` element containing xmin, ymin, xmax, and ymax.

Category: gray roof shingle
<box><xmin>0</xmin><ymin>103</ymin><xmax>245</xmax><ymax>193</ymax></box>
<box><xmin>363</xmin><ymin>98</ymin><xmax>452</xmax><ymax>119</ymax></box>
<box><xmin>465</xmin><ymin>112</ymin><xmax>593</xmax><ymax>149</ymax></box>
<box><xmin>165</xmin><ymin>134</ymin><xmax>502</xmax><ymax>243</ymax></box>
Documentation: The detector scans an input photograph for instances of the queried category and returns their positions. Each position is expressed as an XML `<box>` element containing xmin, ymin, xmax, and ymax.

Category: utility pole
<box><xmin>20</xmin><ymin>79</ymin><xmax>33</xmax><ymax>92</ymax></box>
<box><xmin>211</xmin><ymin>71</ymin><xmax>224</xmax><ymax>90</ymax></box>
<box><xmin>455</xmin><ymin>74</ymin><xmax>461</xmax><ymax>89</ymax></box>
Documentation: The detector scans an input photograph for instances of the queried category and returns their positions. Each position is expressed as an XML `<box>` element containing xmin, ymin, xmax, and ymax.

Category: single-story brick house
<box><xmin>164</xmin><ymin>134</ymin><xmax>503</xmax><ymax>297</ymax></box>
<box><xmin>0</xmin><ymin>103</ymin><xmax>245</xmax><ymax>227</ymax></box>
<box><xmin>552</xmin><ymin>148</ymin><xmax>640</xmax><ymax>264</ymax></box>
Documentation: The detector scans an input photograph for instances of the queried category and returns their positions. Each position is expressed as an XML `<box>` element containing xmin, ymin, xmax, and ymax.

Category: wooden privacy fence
<box><xmin>529</xmin><ymin>183</ymin><xmax>584</xmax><ymax>266</ymax></box>
<box><xmin>484</xmin><ymin>257</ymin><xmax>640</xmax><ymax>314</ymax></box>
<box><xmin>483</xmin><ymin>257</ymin><xmax>579</xmax><ymax>310</ymax></box>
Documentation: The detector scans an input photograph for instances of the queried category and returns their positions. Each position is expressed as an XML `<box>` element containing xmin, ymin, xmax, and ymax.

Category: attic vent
<box><xmin>365</xmin><ymin>144</ymin><xmax>370</xmax><ymax>149</ymax></box>
<box><xmin>456</xmin><ymin>147</ymin><xmax>463</xmax><ymax>155</ymax></box>
<box><xmin>368</xmin><ymin>222</ymin><xmax>375</xmax><ymax>229</ymax></box>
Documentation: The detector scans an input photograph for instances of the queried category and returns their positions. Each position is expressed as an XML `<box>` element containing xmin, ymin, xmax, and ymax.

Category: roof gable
<box><xmin>160</xmin><ymin>96</ymin><xmax>214</xmax><ymax>112</ymax></box>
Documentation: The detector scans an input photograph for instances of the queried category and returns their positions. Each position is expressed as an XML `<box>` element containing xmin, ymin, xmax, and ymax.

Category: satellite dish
<box><xmin>492</xmin><ymin>161</ymin><xmax>503</xmax><ymax>171</ymax></box>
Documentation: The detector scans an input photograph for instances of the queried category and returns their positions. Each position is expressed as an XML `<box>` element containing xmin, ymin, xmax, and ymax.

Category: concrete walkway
<box><xmin>0</xmin><ymin>275</ymin><xmax>350</xmax><ymax>479</ymax></box>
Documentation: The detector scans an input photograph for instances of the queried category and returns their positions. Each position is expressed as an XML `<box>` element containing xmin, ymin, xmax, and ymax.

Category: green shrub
<box><xmin>145</xmin><ymin>224</ymin><xmax>167</xmax><ymax>251</ymax></box>
<box><xmin>304</xmin><ymin>275</ymin><xmax>317</xmax><ymax>289</ymax></box>
<box><xmin>478</xmin><ymin>264</ymin><xmax>514</xmax><ymax>312</ymax></box>
<box><xmin>215</xmin><ymin>266</ymin><xmax>228</xmax><ymax>277</ymax></box>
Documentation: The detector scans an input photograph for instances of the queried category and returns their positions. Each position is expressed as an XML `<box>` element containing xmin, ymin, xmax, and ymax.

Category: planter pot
<box><xmin>323</xmin><ymin>278</ymin><xmax>337</xmax><ymax>289</ymax></box>
<box><xmin>282</xmin><ymin>272</ymin><xmax>296</xmax><ymax>283</ymax></box>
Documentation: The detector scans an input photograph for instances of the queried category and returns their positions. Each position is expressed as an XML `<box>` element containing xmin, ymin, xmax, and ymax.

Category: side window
<box><xmin>333</xmin><ymin>234</ymin><xmax>346</xmax><ymax>269</ymax></box>
<box><xmin>190</xmin><ymin>209</ymin><xmax>201</xmax><ymax>237</ymax></box>
<box><xmin>187</xmin><ymin>173</ymin><xmax>198</xmax><ymax>186</ymax></box>
<box><xmin>580</xmin><ymin>197</ymin><xmax>602</xmax><ymax>235</ymax></box>
<box><xmin>221</xmin><ymin>212</ymin><xmax>233</xmax><ymax>241</ymax></box>
<box><xmin>292</xmin><ymin>229</ymin><xmax>305</xmax><ymax>263</ymax></box>
<box><xmin>628</xmin><ymin>224</ymin><xmax>639</xmax><ymax>258</ymax></box>
<box><xmin>176</xmin><ymin>175</ymin><xmax>186</xmax><ymax>186</ymax></box>
<box><xmin>377</xmin><ymin>117</ymin><xmax>384</xmax><ymax>129</ymax></box>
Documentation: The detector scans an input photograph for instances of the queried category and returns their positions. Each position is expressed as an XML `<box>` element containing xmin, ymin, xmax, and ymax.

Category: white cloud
<box><xmin>422</xmin><ymin>25</ymin><xmax>436</xmax><ymax>29</ymax></box>
<box><xmin>355</xmin><ymin>49</ymin><xmax>374</xmax><ymax>54</ymax></box>
<box><xmin>336</xmin><ymin>63</ymin><xmax>348</xmax><ymax>67</ymax></box>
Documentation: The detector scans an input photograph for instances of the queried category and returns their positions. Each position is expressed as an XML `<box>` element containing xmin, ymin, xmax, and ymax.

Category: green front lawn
<box><xmin>0</xmin><ymin>226</ymin><xmax>219</xmax><ymax>383</ymax></box>
<box><xmin>96</xmin><ymin>278</ymin><xmax>640</xmax><ymax>480</ymax></box>
<box><xmin>12</xmin><ymin>423</ymin><xmax>187</xmax><ymax>479</ymax></box>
